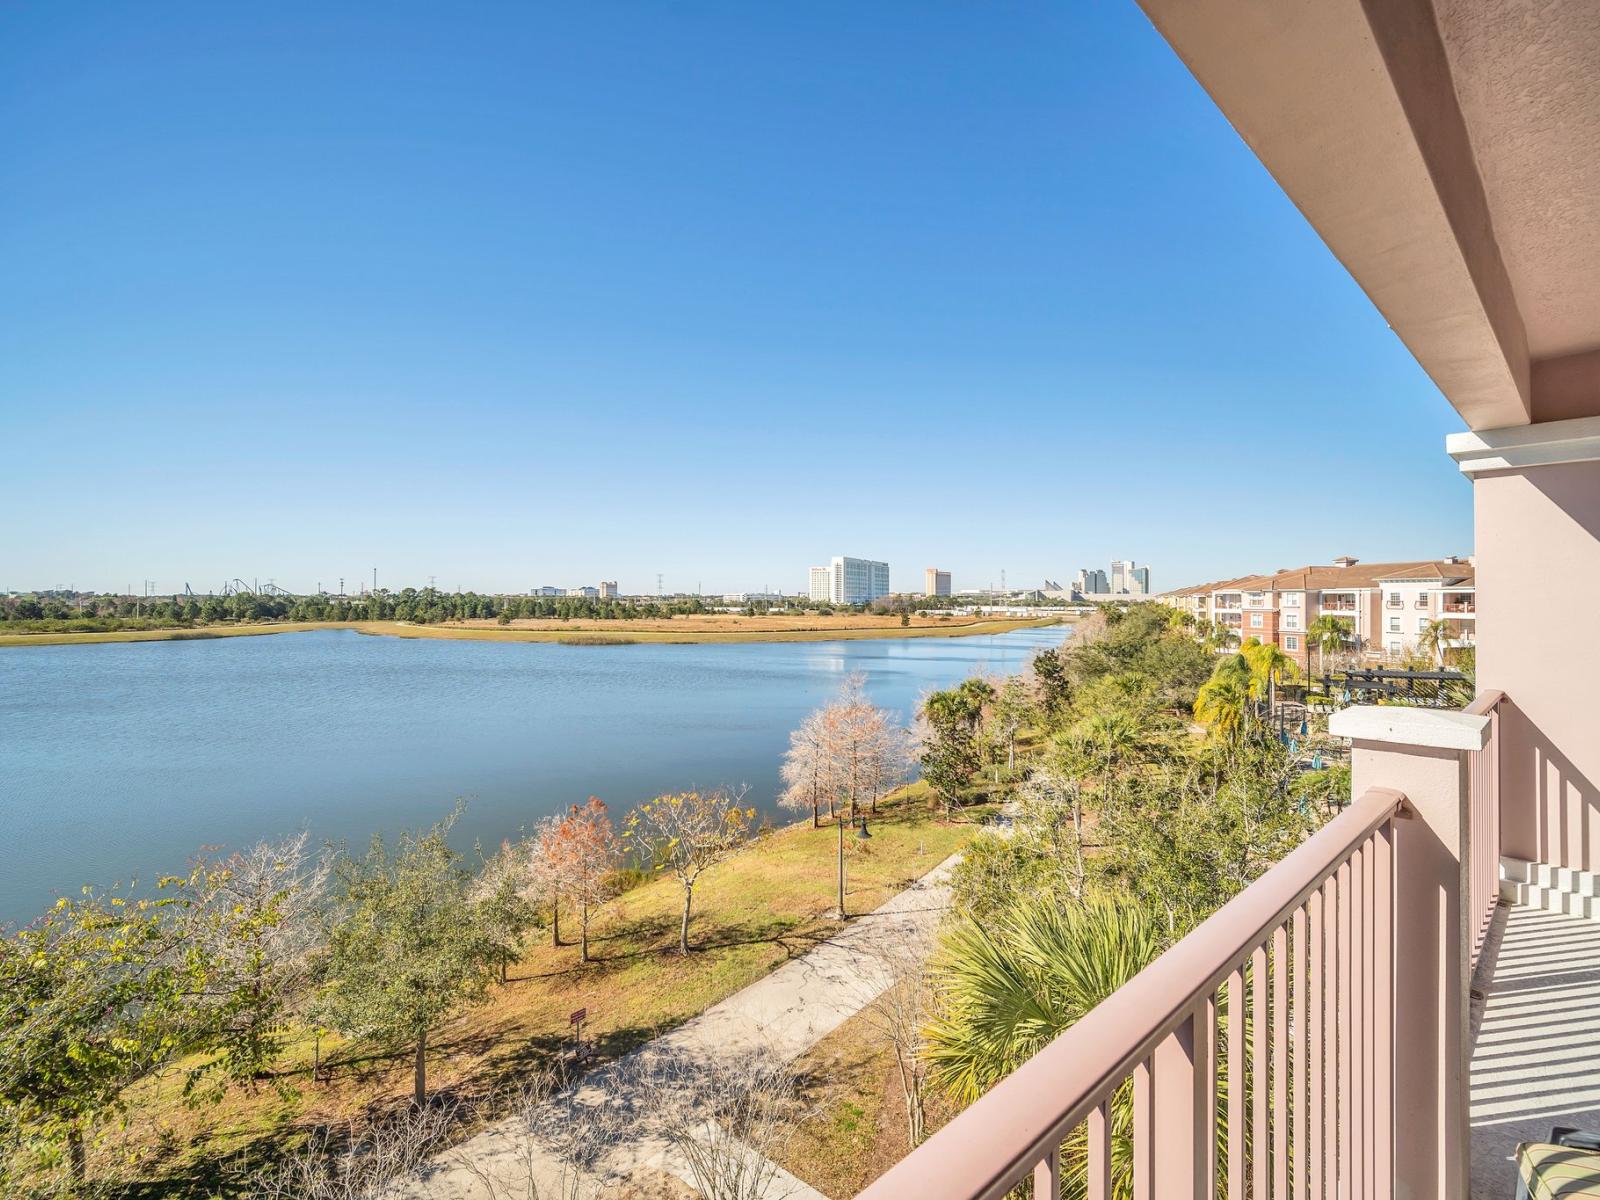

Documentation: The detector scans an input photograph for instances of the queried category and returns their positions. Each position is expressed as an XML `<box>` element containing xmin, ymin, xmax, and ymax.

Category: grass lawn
<box><xmin>0</xmin><ymin>615</ymin><xmax>1064</xmax><ymax>649</ymax></box>
<box><xmin>777</xmin><ymin>1007</ymin><xmax>964</xmax><ymax>1200</ymax></box>
<box><xmin>92</xmin><ymin>785</ymin><xmax>995</xmax><ymax>1197</ymax></box>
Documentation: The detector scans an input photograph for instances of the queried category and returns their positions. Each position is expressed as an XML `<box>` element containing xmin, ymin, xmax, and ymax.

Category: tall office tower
<box><xmin>808</xmin><ymin>565</ymin><xmax>833</xmax><ymax>602</ymax></box>
<box><xmin>924</xmin><ymin>568</ymin><xmax>952</xmax><ymax>597</ymax></box>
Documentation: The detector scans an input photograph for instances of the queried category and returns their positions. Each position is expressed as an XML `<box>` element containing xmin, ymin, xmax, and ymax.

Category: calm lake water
<box><xmin>0</xmin><ymin>625</ymin><xmax>1070</xmax><ymax>926</ymax></box>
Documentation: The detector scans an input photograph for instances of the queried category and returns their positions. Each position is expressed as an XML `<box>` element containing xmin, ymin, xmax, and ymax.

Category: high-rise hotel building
<box><xmin>807</xmin><ymin>557</ymin><xmax>891</xmax><ymax>605</ymax></box>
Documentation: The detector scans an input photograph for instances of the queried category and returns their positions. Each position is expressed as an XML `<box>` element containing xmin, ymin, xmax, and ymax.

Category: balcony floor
<box><xmin>1470</xmin><ymin>900</ymin><xmax>1600</xmax><ymax>1198</ymax></box>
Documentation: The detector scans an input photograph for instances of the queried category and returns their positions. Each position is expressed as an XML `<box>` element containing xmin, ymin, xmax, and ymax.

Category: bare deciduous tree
<box><xmin>623</xmin><ymin>788</ymin><xmax>756</xmax><ymax>955</ymax></box>
<box><xmin>857</xmin><ymin>934</ymin><xmax>935</xmax><ymax>1148</ymax></box>
<box><xmin>778</xmin><ymin>709</ymin><xmax>834</xmax><ymax>827</ymax></box>
<box><xmin>449</xmin><ymin>1067</ymin><xmax>616</xmax><ymax>1200</ymax></box>
<box><xmin>190</xmin><ymin>832</ymin><xmax>332</xmax><ymax>1098</ymax></box>
<box><xmin>246</xmin><ymin>1103</ymin><xmax>457</xmax><ymax>1199</ymax></box>
<box><xmin>540</xmin><ymin>798</ymin><xmax>620</xmax><ymax>964</ymax></box>
<box><xmin>633</xmin><ymin>1047</ymin><xmax>803</xmax><ymax>1200</ymax></box>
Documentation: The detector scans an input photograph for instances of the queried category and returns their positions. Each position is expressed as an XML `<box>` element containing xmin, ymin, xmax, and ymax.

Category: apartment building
<box><xmin>924</xmin><ymin>568</ymin><xmax>952</xmax><ymax>598</ymax></box>
<box><xmin>597</xmin><ymin>580</ymin><xmax>619</xmax><ymax>599</ymax></box>
<box><xmin>1160</xmin><ymin>556</ymin><xmax>1476</xmax><ymax>667</ymax></box>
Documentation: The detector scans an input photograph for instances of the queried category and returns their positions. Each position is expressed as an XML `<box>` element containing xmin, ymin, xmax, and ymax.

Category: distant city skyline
<box><xmin>2</xmin><ymin>4</ymin><xmax>1472</xmax><ymax>594</ymax></box>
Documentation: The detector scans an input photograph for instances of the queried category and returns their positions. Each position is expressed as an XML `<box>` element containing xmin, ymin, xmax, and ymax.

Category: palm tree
<box><xmin>924</xmin><ymin>899</ymin><xmax>1164</xmax><ymax>1199</ymax></box>
<box><xmin>1239</xmin><ymin>638</ymin><xmax>1299</xmax><ymax>716</ymax></box>
<box><xmin>1071</xmin><ymin>708</ymin><xmax>1149</xmax><ymax>812</ymax></box>
<box><xmin>1305</xmin><ymin>614</ymin><xmax>1352</xmax><ymax>676</ymax></box>
<box><xmin>1417</xmin><ymin>617</ymin><xmax>1453</xmax><ymax>667</ymax></box>
<box><xmin>1195</xmin><ymin>654</ymin><xmax>1252</xmax><ymax>739</ymax></box>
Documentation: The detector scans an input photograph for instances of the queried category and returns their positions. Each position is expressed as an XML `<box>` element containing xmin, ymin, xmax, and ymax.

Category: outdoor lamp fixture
<box><xmin>836</xmin><ymin>813</ymin><xmax>871</xmax><ymax>920</ymax></box>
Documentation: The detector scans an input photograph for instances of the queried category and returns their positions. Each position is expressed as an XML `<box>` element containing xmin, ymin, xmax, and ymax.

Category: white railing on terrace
<box><xmin>1466</xmin><ymin>689</ymin><xmax>1504</xmax><ymax>973</ymax></box>
<box><xmin>857</xmin><ymin>788</ymin><xmax>1407</xmax><ymax>1200</ymax></box>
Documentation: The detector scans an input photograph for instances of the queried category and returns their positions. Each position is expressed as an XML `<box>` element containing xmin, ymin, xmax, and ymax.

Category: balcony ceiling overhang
<box><xmin>1137</xmin><ymin>0</ymin><xmax>1600</xmax><ymax>432</ymax></box>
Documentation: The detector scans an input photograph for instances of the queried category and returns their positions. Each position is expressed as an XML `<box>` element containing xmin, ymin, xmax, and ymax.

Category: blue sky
<box><xmin>0</xmin><ymin>2</ymin><xmax>1473</xmax><ymax>597</ymax></box>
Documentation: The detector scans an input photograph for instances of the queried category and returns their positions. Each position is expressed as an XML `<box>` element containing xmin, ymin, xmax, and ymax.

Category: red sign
<box><xmin>569</xmin><ymin>1008</ymin><xmax>587</xmax><ymax>1026</ymax></box>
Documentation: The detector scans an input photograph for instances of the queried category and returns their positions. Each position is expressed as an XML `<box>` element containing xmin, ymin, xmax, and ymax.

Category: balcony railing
<box><xmin>1320</xmin><ymin>601</ymin><xmax>1356</xmax><ymax>611</ymax></box>
<box><xmin>858</xmin><ymin>787</ymin><xmax>1406</xmax><ymax>1199</ymax></box>
<box><xmin>1443</xmin><ymin>601</ymin><xmax>1475</xmax><ymax>613</ymax></box>
<box><xmin>1467</xmin><ymin>689</ymin><xmax>1503</xmax><ymax>972</ymax></box>
<box><xmin>860</xmin><ymin>691</ymin><xmax>1505</xmax><ymax>1200</ymax></box>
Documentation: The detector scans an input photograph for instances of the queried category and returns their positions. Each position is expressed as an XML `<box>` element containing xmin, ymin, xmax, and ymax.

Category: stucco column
<box><xmin>1329</xmin><ymin>705</ymin><xmax>1489</xmax><ymax>1200</ymax></box>
<box><xmin>1449</xmin><ymin>419</ymin><xmax>1600</xmax><ymax>872</ymax></box>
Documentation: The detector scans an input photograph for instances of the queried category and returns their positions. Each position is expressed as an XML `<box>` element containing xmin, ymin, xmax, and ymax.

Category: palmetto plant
<box><xmin>923</xmin><ymin>899</ymin><xmax>1164</xmax><ymax>1199</ymax></box>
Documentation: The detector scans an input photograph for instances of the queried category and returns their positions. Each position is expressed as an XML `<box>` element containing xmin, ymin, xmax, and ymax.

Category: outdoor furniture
<box><xmin>1515</xmin><ymin>1130</ymin><xmax>1600</xmax><ymax>1199</ymax></box>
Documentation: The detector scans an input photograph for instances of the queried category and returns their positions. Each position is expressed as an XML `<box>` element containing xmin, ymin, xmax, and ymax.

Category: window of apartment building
<box><xmin>1283</xmin><ymin>593</ymin><xmax>1300</xmax><ymax>607</ymax></box>
<box><xmin>1389</xmin><ymin>618</ymin><xmax>1401</xmax><ymax>632</ymax></box>
<box><xmin>1248</xmin><ymin>592</ymin><xmax>1264</xmax><ymax>606</ymax></box>
<box><xmin>1389</xmin><ymin>591</ymin><xmax>1401</xmax><ymax>604</ymax></box>
<box><xmin>1418</xmin><ymin>617</ymin><xmax>1429</xmax><ymax>632</ymax></box>
<box><xmin>1388</xmin><ymin>641</ymin><xmax>1401</xmax><ymax>654</ymax></box>
<box><xmin>1284</xmin><ymin>635</ymin><xmax>1299</xmax><ymax>651</ymax></box>
<box><xmin>1250</xmin><ymin>613</ymin><xmax>1264</xmax><ymax>628</ymax></box>
<box><xmin>1283</xmin><ymin>614</ymin><xmax>1299</xmax><ymax>630</ymax></box>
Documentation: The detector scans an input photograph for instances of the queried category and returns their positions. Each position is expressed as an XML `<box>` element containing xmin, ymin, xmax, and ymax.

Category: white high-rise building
<box><xmin>925</xmin><ymin>568</ymin><xmax>952</xmax><ymax>597</ymax></box>
<box><xmin>598</xmin><ymin>580</ymin><xmax>619</xmax><ymax>599</ymax></box>
<box><xmin>808</xmin><ymin>557</ymin><xmax>890</xmax><ymax>605</ymax></box>
<box><xmin>831</xmin><ymin>556</ymin><xmax>890</xmax><ymax>605</ymax></box>
<box><xmin>808</xmin><ymin>566</ymin><xmax>833</xmax><ymax>602</ymax></box>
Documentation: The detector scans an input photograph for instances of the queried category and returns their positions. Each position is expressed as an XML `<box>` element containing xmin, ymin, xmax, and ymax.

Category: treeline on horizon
<box><xmin>0</xmin><ymin>587</ymin><xmax>1071</xmax><ymax>634</ymax></box>
<box><xmin>0</xmin><ymin>588</ymin><xmax>717</xmax><ymax>630</ymax></box>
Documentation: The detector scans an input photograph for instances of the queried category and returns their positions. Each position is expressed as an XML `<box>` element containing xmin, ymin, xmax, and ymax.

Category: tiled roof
<box><xmin>1166</xmin><ymin>560</ymin><xmax>1474</xmax><ymax>595</ymax></box>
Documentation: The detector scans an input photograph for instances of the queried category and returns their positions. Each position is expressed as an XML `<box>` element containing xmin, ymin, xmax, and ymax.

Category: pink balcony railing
<box><xmin>1466</xmin><ymin>689</ymin><xmax>1504</xmax><ymax>973</ymax></box>
<box><xmin>857</xmin><ymin>787</ymin><xmax>1407</xmax><ymax>1200</ymax></box>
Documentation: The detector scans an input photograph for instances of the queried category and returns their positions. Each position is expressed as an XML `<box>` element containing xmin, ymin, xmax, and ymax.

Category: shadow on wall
<box><xmin>1495</xmin><ymin>464</ymin><xmax>1600</xmax><ymax>873</ymax></box>
<box><xmin>1499</xmin><ymin>701</ymin><xmax>1600</xmax><ymax>872</ymax></box>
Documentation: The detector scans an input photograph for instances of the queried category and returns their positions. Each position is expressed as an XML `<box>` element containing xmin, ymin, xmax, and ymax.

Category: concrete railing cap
<box><xmin>1328</xmin><ymin>704</ymin><xmax>1490</xmax><ymax>751</ymax></box>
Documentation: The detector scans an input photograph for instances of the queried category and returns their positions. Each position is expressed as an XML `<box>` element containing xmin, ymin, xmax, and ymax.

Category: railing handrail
<box><xmin>857</xmin><ymin>786</ymin><xmax>1407</xmax><ymax>1200</ymax></box>
<box><xmin>1463</xmin><ymin>687</ymin><xmax>1504</xmax><ymax>717</ymax></box>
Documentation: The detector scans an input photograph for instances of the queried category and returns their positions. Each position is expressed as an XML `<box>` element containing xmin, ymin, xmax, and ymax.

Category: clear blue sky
<box><xmin>0</xmin><ymin>2</ymin><xmax>1472</xmax><ymax>597</ymax></box>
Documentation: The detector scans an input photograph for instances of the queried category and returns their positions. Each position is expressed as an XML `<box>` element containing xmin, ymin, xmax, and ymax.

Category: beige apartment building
<box><xmin>1160</xmin><ymin>555</ymin><xmax>1476</xmax><ymax>668</ymax></box>
<box><xmin>924</xmin><ymin>567</ymin><xmax>951</xmax><ymax>598</ymax></box>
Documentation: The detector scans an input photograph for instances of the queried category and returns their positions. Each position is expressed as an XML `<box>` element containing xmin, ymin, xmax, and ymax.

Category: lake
<box><xmin>0</xmin><ymin>624</ymin><xmax>1070</xmax><ymax>926</ymax></box>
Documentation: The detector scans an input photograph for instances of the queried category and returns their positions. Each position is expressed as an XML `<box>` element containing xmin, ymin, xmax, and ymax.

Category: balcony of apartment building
<box><xmin>1215</xmin><ymin>594</ymin><xmax>1243</xmax><ymax>612</ymax></box>
<box><xmin>1444</xmin><ymin>592</ymin><xmax>1478</xmax><ymax>616</ymax></box>
<box><xmin>1319</xmin><ymin>594</ymin><xmax>1358</xmax><ymax>613</ymax></box>
<box><xmin>861</xmin><ymin>693</ymin><xmax>1600</xmax><ymax>1200</ymax></box>
<box><xmin>856</xmin><ymin>0</ymin><xmax>1600</xmax><ymax>1196</ymax></box>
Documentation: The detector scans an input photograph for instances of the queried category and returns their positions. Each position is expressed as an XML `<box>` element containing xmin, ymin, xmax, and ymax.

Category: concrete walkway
<box><xmin>1470</xmin><ymin>901</ymin><xmax>1600</xmax><ymax>1198</ymax></box>
<box><xmin>408</xmin><ymin>854</ymin><xmax>961</xmax><ymax>1200</ymax></box>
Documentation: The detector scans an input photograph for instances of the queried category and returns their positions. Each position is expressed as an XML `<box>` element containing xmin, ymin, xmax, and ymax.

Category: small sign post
<box><xmin>569</xmin><ymin>1007</ymin><xmax>587</xmax><ymax>1059</ymax></box>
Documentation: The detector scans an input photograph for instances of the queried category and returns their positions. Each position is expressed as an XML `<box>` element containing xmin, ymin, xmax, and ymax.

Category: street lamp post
<box><xmin>836</xmin><ymin>814</ymin><xmax>872</xmax><ymax>920</ymax></box>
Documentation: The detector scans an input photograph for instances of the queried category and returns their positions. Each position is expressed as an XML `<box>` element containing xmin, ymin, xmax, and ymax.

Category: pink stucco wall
<box><xmin>1476</xmin><ymin>460</ymin><xmax>1600</xmax><ymax>871</ymax></box>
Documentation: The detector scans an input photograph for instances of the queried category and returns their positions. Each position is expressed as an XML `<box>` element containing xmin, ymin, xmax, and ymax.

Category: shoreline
<box><xmin>0</xmin><ymin>615</ymin><xmax>1066</xmax><ymax>649</ymax></box>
